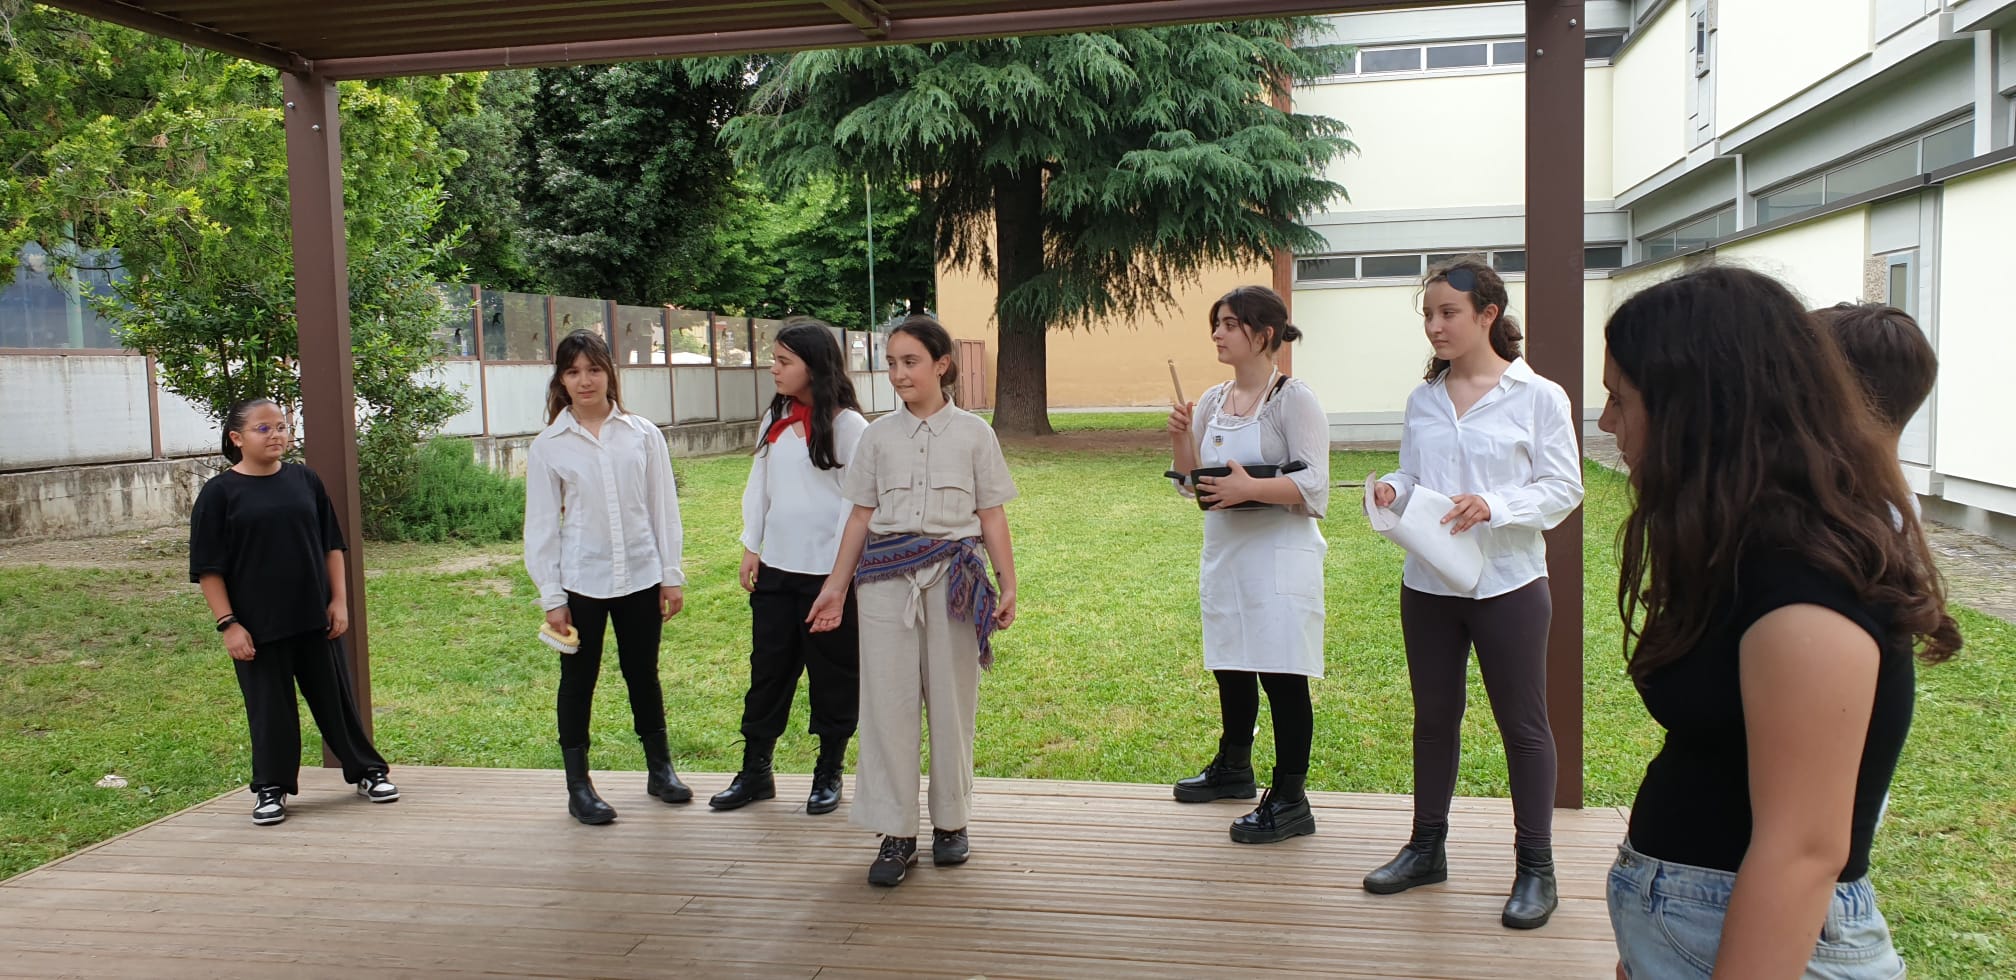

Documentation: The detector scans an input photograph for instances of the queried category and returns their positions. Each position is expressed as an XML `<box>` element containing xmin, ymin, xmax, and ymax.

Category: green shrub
<box><xmin>367</xmin><ymin>438</ymin><xmax>523</xmax><ymax>543</ymax></box>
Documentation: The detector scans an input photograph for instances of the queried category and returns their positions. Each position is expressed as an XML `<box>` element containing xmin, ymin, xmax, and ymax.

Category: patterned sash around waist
<box><xmin>856</xmin><ymin>534</ymin><xmax>1000</xmax><ymax>669</ymax></box>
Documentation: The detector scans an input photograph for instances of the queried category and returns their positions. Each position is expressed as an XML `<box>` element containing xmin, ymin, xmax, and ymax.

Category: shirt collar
<box><xmin>1433</xmin><ymin>356</ymin><xmax>1537</xmax><ymax>392</ymax></box>
<box><xmin>897</xmin><ymin>400</ymin><xmax>956</xmax><ymax>437</ymax></box>
<box><xmin>556</xmin><ymin>404</ymin><xmax>634</xmax><ymax>439</ymax></box>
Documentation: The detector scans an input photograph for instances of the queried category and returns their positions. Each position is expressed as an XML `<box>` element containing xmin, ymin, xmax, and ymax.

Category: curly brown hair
<box><xmin>1604</xmin><ymin>266</ymin><xmax>1960</xmax><ymax>679</ymax></box>
<box><xmin>1420</xmin><ymin>255</ymin><xmax>1522</xmax><ymax>381</ymax></box>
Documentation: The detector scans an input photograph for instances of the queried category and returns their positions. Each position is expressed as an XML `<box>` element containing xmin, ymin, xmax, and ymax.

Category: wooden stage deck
<box><xmin>0</xmin><ymin>766</ymin><xmax>1628</xmax><ymax>979</ymax></box>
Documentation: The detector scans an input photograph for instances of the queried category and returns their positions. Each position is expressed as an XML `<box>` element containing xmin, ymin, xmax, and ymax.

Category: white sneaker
<box><xmin>252</xmin><ymin>787</ymin><xmax>287</xmax><ymax>825</ymax></box>
<box><xmin>356</xmin><ymin>771</ymin><xmax>399</xmax><ymax>803</ymax></box>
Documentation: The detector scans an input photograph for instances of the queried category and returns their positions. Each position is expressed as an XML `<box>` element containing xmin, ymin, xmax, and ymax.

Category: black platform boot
<box><xmin>807</xmin><ymin>734</ymin><xmax>846</xmax><ymax>815</ymax></box>
<box><xmin>1229</xmin><ymin>769</ymin><xmax>1316</xmax><ymax>844</ymax></box>
<box><xmin>1173</xmin><ymin>738</ymin><xmax>1257</xmax><ymax>803</ymax></box>
<box><xmin>708</xmin><ymin>738</ymin><xmax>776</xmax><ymax>810</ymax></box>
<box><xmin>640</xmin><ymin>729</ymin><xmax>692</xmax><ymax>803</ymax></box>
<box><xmin>1363</xmin><ymin>823</ymin><xmax>1449</xmax><ymax>894</ymax></box>
<box><xmin>1502</xmin><ymin>844</ymin><xmax>1559</xmax><ymax>929</ymax></box>
<box><xmin>562</xmin><ymin>744</ymin><xmax>615</xmax><ymax>825</ymax></box>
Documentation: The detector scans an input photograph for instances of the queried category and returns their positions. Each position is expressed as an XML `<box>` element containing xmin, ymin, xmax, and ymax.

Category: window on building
<box><xmin>1361</xmin><ymin>48</ymin><xmax>1423</xmax><ymax>73</ymax></box>
<box><xmin>1584</xmin><ymin>33</ymin><xmax>1625</xmax><ymax>60</ymax></box>
<box><xmin>1426</xmin><ymin>43</ymin><xmax>1489</xmax><ymax>69</ymax></box>
<box><xmin>1362</xmin><ymin>254</ymin><xmax>1425</xmax><ymax>278</ymax></box>
<box><xmin>1824</xmin><ymin>142</ymin><xmax>1917</xmax><ymax>203</ymax></box>
<box><xmin>1921</xmin><ymin>120</ymin><xmax>1974</xmax><ymax>172</ymax></box>
<box><xmin>1492</xmin><ymin>40</ymin><xmax>1526</xmax><ymax>64</ymax></box>
<box><xmin>1296</xmin><ymin>257</ymin><xmax>1357</xmax><ymax>282</ymax></box>
<box><xmin>0</xmin><ymin>242</ymin><xmax>125</xmax><ymax>349</ymax></box>
<box><xmin>1638</xmin><ymin>207</ymin><xmax>1735</xmax><ymax>259</ymax></box>
<box><xmin>1756</xmin><ymin>176</ymin><xmax>1823</xmax><ymax>224</ymax></box>
<box><xmin>1492</xmin><ymin>250</ymin><xmax>1528</xmax><ymax>274</ymax></box>
<box><xmin>1584</xmin><ymin>245</ymin><xmax>1626</xmax><ymax>269</ymax></box>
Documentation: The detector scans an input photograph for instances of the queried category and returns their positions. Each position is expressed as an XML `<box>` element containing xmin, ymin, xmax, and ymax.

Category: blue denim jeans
<box><xmin>1608</xmin><ymin>840</ymin><xmax>1906</xmax><ymax>979</ymax></box>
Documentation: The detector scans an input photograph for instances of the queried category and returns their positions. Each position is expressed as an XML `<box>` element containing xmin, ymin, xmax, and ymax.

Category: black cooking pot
<box><xmin>1165</xmin><ymin>460</ymin><xmax>1310</xmax><ymax>511</ymax></box>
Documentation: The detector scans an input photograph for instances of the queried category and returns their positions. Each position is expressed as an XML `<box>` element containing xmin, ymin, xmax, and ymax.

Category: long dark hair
<box><xmin>890</xmin><ymin>314</ymin><xmax>959</xmax><ymax>402</ymax></box>
<box><xmin>760</xmin><ymin>318</ymin><xmax>862</xmax><ymax>470</ymax></box>
<box><xmin>1209</xmin><ymin>285</ymin><xmax>1303</xmax><ymax>354</ymax></box>
<box><xmin>1421</xmin><ymin>256</ymin><xmax>1522</xmax><ymax>381</ymax></box>
<box><xmin>545</xmin><ymin>329</ymin><xmax>624</xmax><ymax>425</ymax></box>
<box><xmin>1606</xmin><ymin>266</ymin><xmax>1959</xmax><ymax>679</ymax></box>
<box><xmin>221</xmin><ymin>398</ymin><xmax>279</xmax><ymax>464</ymax></box>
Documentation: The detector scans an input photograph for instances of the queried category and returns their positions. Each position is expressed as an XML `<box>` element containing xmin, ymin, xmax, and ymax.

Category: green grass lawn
<box><xmin>1</xmin><ymin>429</ymin><xmax>2009</xmax><ymax>976</ymax></box>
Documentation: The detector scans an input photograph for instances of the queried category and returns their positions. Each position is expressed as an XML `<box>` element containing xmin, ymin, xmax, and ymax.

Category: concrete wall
<box><xmin>471</xmin><ymin>418</ymin><xmax>763</xmax><ymax>480</ymax></box>
<box><xmin>0</xmin><ymin>356</ymin><xmax>153</xmax><ymax>467</ymax></box>
<box><xmin>0</xmin><ymin>457</ymin><xmax>214</xmax><ymax>542</ymax></box>
<box><xmin>1717</xmin><ymin>0</ymin><xmax>1873</xmax><ymax>137</ymax></box>
<box><xmin>482</xmin><ymin>363</ymin><xmax>551</xmax><ymax>437</ymax></box>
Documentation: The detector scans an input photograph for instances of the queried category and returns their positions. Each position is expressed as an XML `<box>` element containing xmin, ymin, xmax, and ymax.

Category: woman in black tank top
<box><xmin>1596</xmin><ymin>267</ymin><xmax>1960</xmax><ymax>979</ymax></box>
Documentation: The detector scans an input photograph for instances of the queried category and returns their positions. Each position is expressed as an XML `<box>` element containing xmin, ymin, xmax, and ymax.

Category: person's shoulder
<box><xmin>283</xmin><ymin>462</ymin><xmax>322</xmax><ymax>485</ymax></box>
<box><xmin>531</xmin><ymin>414</ymin><xmax>570</xmax><ymax>444</ymax></box>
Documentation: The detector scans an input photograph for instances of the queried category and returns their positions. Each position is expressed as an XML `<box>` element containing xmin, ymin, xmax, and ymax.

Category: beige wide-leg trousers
<box><xmin>849</xmin><ymin>561</ymin><xmax>981</xmax><ymax>838</ymax></box>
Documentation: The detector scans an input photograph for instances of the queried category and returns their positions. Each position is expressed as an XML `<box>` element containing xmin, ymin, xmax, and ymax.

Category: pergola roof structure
<box><xmin>45</xmin><ymin>0</ymin><xmax>1591</xmax><ymax>804</ymax></box>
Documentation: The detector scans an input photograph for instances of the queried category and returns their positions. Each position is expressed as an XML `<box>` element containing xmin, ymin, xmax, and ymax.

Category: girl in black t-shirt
<box><xmin>189</xmin><ymin>399</ymin><xmax>397</xmax><ymax>827</ymax></box>
<box><xmin>1596</xmin><ymin>267</ymin><xmax>1960</xmax><ymax>979</ymax></box>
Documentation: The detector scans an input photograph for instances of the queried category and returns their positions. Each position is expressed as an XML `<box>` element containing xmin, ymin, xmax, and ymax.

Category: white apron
<box><xmin>1198</xmin><ymin>407</ymin><xmax>1327</xmax><ymax>678</ymax></box>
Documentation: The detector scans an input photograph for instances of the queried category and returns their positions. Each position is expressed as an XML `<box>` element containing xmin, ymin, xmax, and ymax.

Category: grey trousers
<box><xmin>849</xmin><ymin>563</ymin><xmax>981</xmax><ymax>838</ymax></box>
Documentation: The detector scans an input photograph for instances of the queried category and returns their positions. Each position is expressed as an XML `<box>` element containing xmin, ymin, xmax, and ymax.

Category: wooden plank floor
<box><xmin>0</xmin><ymin>766</ymin><xmax>1627</xmax><ymax>979</ymax></box>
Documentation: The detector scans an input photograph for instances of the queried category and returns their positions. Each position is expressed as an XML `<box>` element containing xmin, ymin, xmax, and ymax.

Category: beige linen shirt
<box><xmin>842</xmin><ymin>402</ymin><xmax>1017</xmax><ymax>539</ymax></box>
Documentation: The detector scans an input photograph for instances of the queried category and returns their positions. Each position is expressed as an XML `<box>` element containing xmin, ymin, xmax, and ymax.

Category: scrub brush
<box><xmin>539</xmin><ymin>622</ymin><xmax>580</xmax><ymax>655</ymax></box>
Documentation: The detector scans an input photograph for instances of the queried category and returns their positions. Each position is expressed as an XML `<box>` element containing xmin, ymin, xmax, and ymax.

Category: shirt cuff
<box><xmin>1480</xmin><ymin>491</ymin><xmax>1515</xmax><ymax>528</ymax></box>
<box><xmin>660</xmin><ymin>569</ymin><xmax>687</xmax><ymax>588</ymax></box>
<box><xmin>541</xmin><ymin>592</ymin><xmax>569</xmax><ymax>612</ymax></box>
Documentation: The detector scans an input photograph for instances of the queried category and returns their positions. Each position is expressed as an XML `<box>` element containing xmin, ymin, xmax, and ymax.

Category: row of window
<box><xmin>1757</xmin><ymin>121</ymin><xmax>1973</xmax><ymax>224</ymax></box>
<box><xmin>1639</xmin><ymin>120</ymin><xmax>1976</xmax><ymax>260</ymax></box>
<box><xmin>1319</xmin><ymin>33</ymin><xmax>1625</xmax><ymax>79</ymax></box>
<box><xmin>1295</xmin><ymin>245</ymin><xmax>1627</xmax><ymax>284</ymax></box>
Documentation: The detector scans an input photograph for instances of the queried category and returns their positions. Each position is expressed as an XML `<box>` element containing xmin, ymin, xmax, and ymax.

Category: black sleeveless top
<box><xmin>1625</xmin><ymin>551</ymin><xmax>1915</xmax><ymax>882</ymax></box>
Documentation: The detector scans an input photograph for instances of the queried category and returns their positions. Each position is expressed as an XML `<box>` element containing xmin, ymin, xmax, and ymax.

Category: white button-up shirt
<box><xmin>740</xmin><ymin>407</ymin><xmax>870</xmax><ymax>576</ymax></box>
<box><xmin>524</xmin><ymin>406</ymin><xmax>684</xmax><ymax>611</ymax></box>
<box><xmin>1377</xmin><ymin>357</ymin><xmax>1583</xmax><ymax>599</ymax></box>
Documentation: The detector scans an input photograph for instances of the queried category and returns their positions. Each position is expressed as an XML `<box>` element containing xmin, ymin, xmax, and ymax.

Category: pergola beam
<box><xmin>44</xmin><ymin>0</ymin><xmax>303</xmax><ymax>70</ymax></box>
<box><xmin>822</xmin><ymin>0</ymin><xmax>892</xmax><ymax>39</ymax></box>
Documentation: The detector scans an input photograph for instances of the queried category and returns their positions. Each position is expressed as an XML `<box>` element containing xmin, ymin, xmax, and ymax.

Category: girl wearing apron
<box><xmin>1167</xmin><ymin>285</ymin><xmax>1331</xmax><ymax>844</ymax></box>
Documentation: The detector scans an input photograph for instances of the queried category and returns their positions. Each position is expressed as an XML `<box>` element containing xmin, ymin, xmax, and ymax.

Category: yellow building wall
<box><xmin>1610</xmin><ymin>1</ymin><xmax>1687</xmax><ymax>195</ymax></box>
<box><xmin>1717</xmin><ymin>0</ymin><xmax>1871</xmax><ymax>137</ymax></box>
<box><xmin>934</xmin><ymin>259</ymin><xmax>1272</xmax><ymax>408</ymax></box>
<box><xmin>1934</xmin><ymin>164</ymin><xmax>2016</xmax><ymax>490</ymax></box>
<box><xmin>1716</xmin><ymin>207</ymin><xmax>1870</xmax><ymax>309</ymax></box>
<box><xmin>1293</xmin><ymin>67</ymin><xmax>1616</xmax><ymax>212</ymax></box>
<box><xmin>1294</xmin><ymin>279</ymin><xmax>1616</xmax><ymax>416</ymax></box>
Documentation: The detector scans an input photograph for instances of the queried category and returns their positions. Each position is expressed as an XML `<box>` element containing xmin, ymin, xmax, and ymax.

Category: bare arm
<box><xmin>979</xmin><ymin>505</ymin><xmax>1016</xmax><ymax>628</ymax></box>
<box><xmin>200</xmin><ymin>573</ymin><xmax>255</xmax><ymax>661</ymax></box>
<box><xmin>807</xmin><ymin>505</ymin><xmax>875</xmax><ymax>631</ymax></box>
<box><xmin>324</xmin><ymin>550</ymin><xmax>349</xmax><ymax>639</ymax></box>
<box><xmin>1714</xmin><ymin>605</ymin><xmax>1878</xmax><ymax>978</ymax></box>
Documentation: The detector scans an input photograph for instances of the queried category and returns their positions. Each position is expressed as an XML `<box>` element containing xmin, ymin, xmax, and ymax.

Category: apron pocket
<box><xmin>1273</xmin><ymin>547</ymin><xmax>1323</xmax><ymax>599</ymax></box>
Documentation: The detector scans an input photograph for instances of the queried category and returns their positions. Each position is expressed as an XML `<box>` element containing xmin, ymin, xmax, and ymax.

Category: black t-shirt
<box><xmin>1626</xmin><ymin>551</ymin><xmax>1915</xmax><ymax>882</ymax></box>
<box><xmin>188</xmin><ymin>463</ymin><xmax>347</xmax><ymax>644</ymax></box>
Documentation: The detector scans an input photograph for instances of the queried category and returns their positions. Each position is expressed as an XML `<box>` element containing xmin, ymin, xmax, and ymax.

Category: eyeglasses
<box><xmin>246</xmin><ymin>423</ymin><xmax>292</xmax><ymax>436</ymax></box>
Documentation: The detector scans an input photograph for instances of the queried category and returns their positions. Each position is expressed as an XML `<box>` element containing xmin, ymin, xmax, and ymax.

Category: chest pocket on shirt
<box><xmin>925</xmin><ymin>452</ymin><xmax>976</xmax><ymax>530</ymax></box>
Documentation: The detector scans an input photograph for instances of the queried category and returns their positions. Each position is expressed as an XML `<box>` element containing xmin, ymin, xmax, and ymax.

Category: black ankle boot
<box><xmin>709</xmin><ymin>739</ymin><xmax>775</xmax><ymax>810</ymax></box>
<box><xmin>640</xmin><ymin>730</ymin><xmax>692</xmax><ymax>803</ymax></box>
<box><xmin>807</xmin><ymin>735</ymin><xmax>846</xmax><ymax>815</ymax></box>
<box><xmin>1173</xmin><ymin>739</ymin><xmax>1257</xmax><ymax>803</ymax></box>
<box><xmin>562</xmin><ymin>744</ymin><xmax>615</xmax><ymax>825</ymax></box>
<box><xmin>1502</xmin><ymin>845</ymin><xmax>1558</xmax><ymax>929</ymax></box>
<box><xmin>1229</xmin><ymin>770</ymin><xmax>1315</xmax><ymax>844</ymax></box>
<box><xmin>1363</xmin><ymin>823</ymin><xmax>1449</xmax><ymax>894</ymax></box>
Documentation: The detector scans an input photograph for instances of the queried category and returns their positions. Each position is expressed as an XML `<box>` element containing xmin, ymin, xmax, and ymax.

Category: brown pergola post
<box><xmin>1525</xmin><ymin>0</ymin><xmax>1586</xmax><ymax>808</ymax></box>
<box><xmin>284</xmin><ymin>71</ymin><xmax>373</xmax><ymax>747</ymax></box>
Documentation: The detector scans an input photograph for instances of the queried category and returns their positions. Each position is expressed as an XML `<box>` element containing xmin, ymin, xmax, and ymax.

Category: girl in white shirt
<box><xmin>1362</xmin><ymin>258</ymin><xmax>1583</xmax><ymax>929</ymax></box>
<box><xmin>712</xmin><ymin>320</ymin><xmax>870</xmax><ymax>815</ymax></box>
<box><xmin>524</xmin><ymin>329</ymin><xmax>689</xmax><ymax>825</ymax></box>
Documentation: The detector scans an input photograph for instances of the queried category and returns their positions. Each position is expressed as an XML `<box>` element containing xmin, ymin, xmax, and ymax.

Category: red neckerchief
<box><xmin>765</xmin><ymin>399</ymin><xmax>813</xmax><ymax>444</ymax></box>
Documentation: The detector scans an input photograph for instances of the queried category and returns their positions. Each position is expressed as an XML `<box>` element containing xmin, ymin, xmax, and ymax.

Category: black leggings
<box><xmin>1215</xmin><ymin>669</ymin><xmax>1313</xmax><ymax>774</ymax></box>
<box><xmin>1399</xmin><ymin>580</ymin><xmax>1556</xmax><ymax>848</ymax></box>
<box><xmin>557</xmin><ymin>586</ymin><xmax>666</xmax><ymax>747</ymax></box>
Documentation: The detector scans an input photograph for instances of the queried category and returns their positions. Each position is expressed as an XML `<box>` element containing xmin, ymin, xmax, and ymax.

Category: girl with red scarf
<box><xmin>712</xmin><ymin>319</ymin><xmax>870</xmax><ymax>815</ymax></box>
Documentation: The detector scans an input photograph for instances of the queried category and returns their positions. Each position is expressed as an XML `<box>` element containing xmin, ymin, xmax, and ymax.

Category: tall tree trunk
<box><xmin>988</xmin><ymin>167</ymin><xmax>1052</xmax><ymax>437</ymax></box>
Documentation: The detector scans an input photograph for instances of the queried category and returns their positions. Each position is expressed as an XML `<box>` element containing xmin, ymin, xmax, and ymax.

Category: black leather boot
<box><xmin>1363</xmin><ymin>823</ymin><xmax>1449</xmax><ymax>894</ymax></box>
<box><xmin>640</xmin><ymin>729</ymin><xmax>692</xmax><ymax>803</ymax></box>
<box><xmin>708</xmin><ymin>738</ymin><xmax>775</xmax><ymax>810</ymax></box>
<box><xmin>1502</xmin><ymin>844</ymin><xmax>1559</xmax><ymax>929</ymax></box>
<box><xmin>562</xmin><ymin>744</ymin><xmax>615</xmax><ymax>825</ymax></box>
<box><xmin>1173</xmin><ymin>739</ymin><xmax>1257</xmax><ymax>803</ymax></box>
<box><xmin>1229</xmin><ymin>770</ymin><xmax>1315</xmax><ymax>844</ymax></box>
<box><xmin>807</xmin><ymin>734</ymin><xmax>846</xmax><ymax>815</ymax></box>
